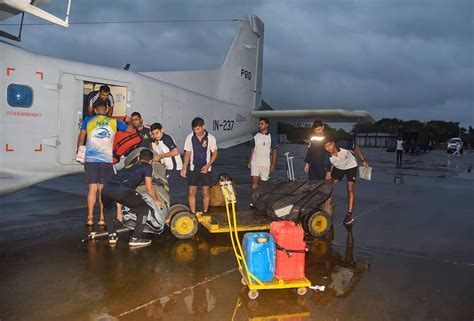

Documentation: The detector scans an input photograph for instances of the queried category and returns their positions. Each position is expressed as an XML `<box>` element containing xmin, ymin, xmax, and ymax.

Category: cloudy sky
<box><xmin>2</xmin><ymin>0</ymin><xmax>473</xmax><ymax>126</ymax></box>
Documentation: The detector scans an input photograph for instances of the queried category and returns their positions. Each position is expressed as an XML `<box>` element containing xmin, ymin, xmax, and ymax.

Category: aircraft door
<box><xmin>58</xmin><ymin>73</ymin><xmax>82</xmax><ymax>165</ymax></box>
<box><xmin>161</xmin><ymin>100</ymin><xmax>182</xmax><ymax>148</ymax></box>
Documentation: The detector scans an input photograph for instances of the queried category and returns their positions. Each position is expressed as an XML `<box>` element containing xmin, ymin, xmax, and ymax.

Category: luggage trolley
<box><xmin>220</xmin><ymin>177</ymin><xmax>311</xmax><ymax>300</ymax></box>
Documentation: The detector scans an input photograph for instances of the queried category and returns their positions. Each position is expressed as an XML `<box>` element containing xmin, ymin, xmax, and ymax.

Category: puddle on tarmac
<box><xmin>81</xmin><ymin>225</ymin><xmax>370</xmax><ymax>320</ymax></box>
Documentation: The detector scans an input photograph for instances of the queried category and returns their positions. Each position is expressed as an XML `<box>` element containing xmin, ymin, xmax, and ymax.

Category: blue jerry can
<box><xmin>242</xmin><ymin>232</ymin><xmax>276</xmax><ymax>283</ymax></box>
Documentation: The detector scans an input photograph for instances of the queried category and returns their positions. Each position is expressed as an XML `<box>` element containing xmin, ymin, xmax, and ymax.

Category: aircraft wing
<box><xmin>0</xmin><ymin>0</ymin><xmax>70</xmax><ymax>27</ymax></box>
<box><xmin>251</xmin><ymin>109</ymin><xmax>374</xmax><ymax>123</ymax></box>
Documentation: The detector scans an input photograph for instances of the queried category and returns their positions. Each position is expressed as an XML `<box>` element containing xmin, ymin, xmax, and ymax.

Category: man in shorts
<box><xmin>77</xmin><ymin>103</ymin><xmax>133</xmax><ymax>226</ymax></box>
<box><xmin>248</xmin><ymin>118</ymin><xmax>277</xmax><ymax>198</ymax></box>
<box><xmin>323</xmin><ymin>138</ymin><xmax>369</xmax><ymax>225</ymax></box>
<box><xmin>181</xmin><ymin>117</ymin><xmax>218</xmax><ymax>214</ymax></box>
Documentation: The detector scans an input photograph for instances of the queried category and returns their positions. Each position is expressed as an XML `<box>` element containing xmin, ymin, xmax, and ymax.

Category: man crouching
<box><xmin>102</xmin><ymin>149</ymin><xmax>163</xmax><ymax>247</ymax></box>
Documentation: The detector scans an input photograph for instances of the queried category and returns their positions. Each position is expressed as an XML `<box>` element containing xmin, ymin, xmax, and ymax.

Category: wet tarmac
<box><xmin>1</xmin><ymin>144</ymin><xmax>473</xmax><ymax>321</ymax></box>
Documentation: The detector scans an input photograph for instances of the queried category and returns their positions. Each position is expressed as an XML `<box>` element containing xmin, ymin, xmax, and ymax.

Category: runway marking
<box><xmin>117</xmin><ymin>267</ymin><xmax>238</xmax><ymax>317</ymax></box>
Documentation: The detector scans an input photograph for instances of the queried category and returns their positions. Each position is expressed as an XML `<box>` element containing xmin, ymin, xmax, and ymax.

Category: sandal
<box><xmin>86</xmin><ymin>218</ymin><xmax>94</xmax><ymax>226</ymax></box>
<box><xmin>98</xmin><ymin>220</ymin><xmax>106</xmax><ymax>226</ymax></box>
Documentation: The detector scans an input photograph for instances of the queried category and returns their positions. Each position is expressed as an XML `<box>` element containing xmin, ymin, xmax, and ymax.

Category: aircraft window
<box><xmin>7</xmin><ymin>84</ymin><xmax>33</xmax><ymax>108</ymax></box>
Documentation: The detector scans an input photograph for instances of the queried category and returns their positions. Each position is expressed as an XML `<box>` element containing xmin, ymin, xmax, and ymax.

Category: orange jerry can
<box><xmin>270</xmin><ymin>221</ymin><xmax>307</xmax><ymax>281</ymax></box>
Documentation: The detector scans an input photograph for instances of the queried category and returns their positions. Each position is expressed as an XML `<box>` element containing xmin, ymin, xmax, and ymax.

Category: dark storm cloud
<box><xmin>2</xmin><ymin>0</ymin><xmax>472</xmax><ymax>126</ymax></box>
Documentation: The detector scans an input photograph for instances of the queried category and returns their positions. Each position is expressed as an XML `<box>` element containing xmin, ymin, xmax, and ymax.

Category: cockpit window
<box><xmin>7</xmin><ymin>84</ymin><xmax>33</xmax><ymax>108</ymax></box>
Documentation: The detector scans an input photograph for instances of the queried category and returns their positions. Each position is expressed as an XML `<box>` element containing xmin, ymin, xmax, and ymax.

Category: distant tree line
<box><xmin>278</xmin><ymin>118</ymin><xmax>474</xmax><ymax>147</ymax></box>
<box><xmin>352</xmin><ymin>118</ymin><xmax>474</xmax><ymax>146</ymax></box>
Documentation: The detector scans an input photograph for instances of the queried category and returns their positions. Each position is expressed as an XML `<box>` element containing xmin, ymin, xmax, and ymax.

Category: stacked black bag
<box><xmin>251</xmin><ymin>180</ymin><xmax>333</xmax><ymax>221</ymax></box>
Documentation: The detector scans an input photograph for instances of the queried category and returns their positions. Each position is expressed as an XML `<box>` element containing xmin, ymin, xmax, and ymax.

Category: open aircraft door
<box><xmin>57</xmin><ymin>74</ymin><xmax>129</xmax><ymax>165</ymax></box>
<box><xmin>57</xmin><ymin>73</ymin><xmax>82</xmax><ymax>165</ymax></box>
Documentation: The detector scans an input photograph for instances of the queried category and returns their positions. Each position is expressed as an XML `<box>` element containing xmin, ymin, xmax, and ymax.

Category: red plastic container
<box><xmin>270</xmin><ymin>221</ymin><xmax>307</xmax><ymax>281</ymax></box>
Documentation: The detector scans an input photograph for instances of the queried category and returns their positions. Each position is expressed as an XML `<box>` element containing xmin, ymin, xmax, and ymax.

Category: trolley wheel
<box><xmin>241</xmin><ymin>277</ymin><xmax>247</xmax><ymax>286</ymax></box>
<box><xmin>297</xmin><ymin>287</ymin><xmax>308</xmax><ymax>296</ymax></box>
<box><xmin>170</xmin><ymin>210</ymin><xmax>198</xmax><ymax>239</ymax></box>
<box><xmin>169</xmin><ymin>203</ymin><xmax>191</xmax><ymax>218</ymax></box>
<box><xmin>170</xmin><ymin>240</ymin><xmax>198</xmax><ymax>265</ymax></box>
<box><xmin>304</xmin><ymin>210</ymin><xmax>332</xmax><ymax>237</ymax></box>
<box><xmin>248</xmin><ymin>290</ymin><xmax>259</xmax><ymax>300</ymax></box>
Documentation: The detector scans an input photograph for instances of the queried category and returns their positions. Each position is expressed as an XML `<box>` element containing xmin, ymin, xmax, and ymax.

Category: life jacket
<box><xmin>113</xmin><ymin>130</ymin><xmax>141</xmax><ymax>163</ymax></box>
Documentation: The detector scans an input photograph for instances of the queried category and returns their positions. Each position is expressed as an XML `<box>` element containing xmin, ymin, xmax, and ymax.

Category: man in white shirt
<box><xmin>396</xmin><ymin>137</ymin><xmax>404</xmax><ymax>166</ymax></box>
<box><xmin>150</xmin><ymin>123</ymin><xmax>183</xmax><ymax>185</ymax></box>
<box><xmin>181</xmin><ymin>117</ymin><xmax>218</xmax><ymax>214</ymax></box>
<box><xmin>324</xmin><ymin>138</ymin><xmax>369</xmax><ymax>226</ymax></box>
<box><xmin>247</xmin><ymin>118</ymin><xmax>278</xmax><ymax>191</ymax></box>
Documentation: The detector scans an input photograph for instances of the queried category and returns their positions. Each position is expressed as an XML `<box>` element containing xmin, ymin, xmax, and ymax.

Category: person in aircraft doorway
<box><xmin>86</xmin><ymin>85</ymin><xmax>115</xmax><ymax>117</ymax></box>
<box><xmin>77</xmin><ymin>103</ymin><xmax>134</xmax><ymax>226</ymax></box>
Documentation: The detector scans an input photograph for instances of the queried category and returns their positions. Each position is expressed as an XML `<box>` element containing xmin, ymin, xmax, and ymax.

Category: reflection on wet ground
<box><xmin>1</xmin><ymin>145</ymin><xmax>473</xmax><ymax>320</ymax></box>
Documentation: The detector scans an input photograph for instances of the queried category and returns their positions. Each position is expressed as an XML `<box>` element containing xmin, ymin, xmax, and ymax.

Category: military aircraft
<box><xmin>0</xmin><ymin>0</ymin><xmax>72</xmax><ymax>41</ymax></box>
<box><xmin>0</xmin><ymin>14</ymin><xmax>373</xmax><ymax>196</ymax></box>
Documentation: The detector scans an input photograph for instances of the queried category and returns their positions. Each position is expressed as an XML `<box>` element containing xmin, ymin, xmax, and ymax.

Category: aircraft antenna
<box><xmin>65</xmin><ymin>0</ymin><xmax>72</xmax><ymax>26</ymax></box>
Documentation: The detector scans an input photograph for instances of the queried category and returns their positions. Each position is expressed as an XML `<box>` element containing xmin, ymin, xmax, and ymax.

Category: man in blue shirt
<box><xmin>102</xmin><ymin>149</ymin><xmax>164</xmax><ymax>247</ymax></box>
<box><xmin>181</xmin><ymin>117</ymin><xmax>218</xmax><ymax>214</ymax></box>
<box><xmin>77</xmin><ymin>103</ymin><xmax>133</xmax><ymax>226</ymax></box>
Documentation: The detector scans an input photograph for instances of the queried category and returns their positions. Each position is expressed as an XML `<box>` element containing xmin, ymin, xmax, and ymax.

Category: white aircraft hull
<box><xmin>0</xmin><ymin>15</ymin><xmax>371</xmax><ymax>196</ymax></box>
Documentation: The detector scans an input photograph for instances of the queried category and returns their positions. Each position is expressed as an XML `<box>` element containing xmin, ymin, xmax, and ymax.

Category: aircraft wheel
<box><xmin>248</xmin><ymin>290</ymin><xmax>259</xmax><ymax>300</ymax></box>
<box><xmin>304</xmin><ymin>210</ymin><xmax>332</xmax><ymax>237</ymax></box>
<box><xmin>170</xmin><ymin>210</ymin><xmax>198</xmax><ymax>239</ymax></box>
<box><xmin>241</xmin><ymin>277</ymin><xmax>248</xmax><ymax>286</ymax></box>
<box><xmin>297</xmin><ymin>287</ymin><xmax>308</xmax><ymax>296</ymax></box>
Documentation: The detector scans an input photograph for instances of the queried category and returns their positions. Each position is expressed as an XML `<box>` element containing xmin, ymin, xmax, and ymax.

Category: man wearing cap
<box><xmin>304</xmin><ymin>120</ymin><xmax>332</xmax><ymax>180</ymax></box>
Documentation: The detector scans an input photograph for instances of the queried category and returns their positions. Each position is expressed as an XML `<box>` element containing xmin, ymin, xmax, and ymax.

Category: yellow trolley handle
<box><xmin>221</xmin><ymin>183</ymin><xmax>263</xmax><ymax>286</ymax></box>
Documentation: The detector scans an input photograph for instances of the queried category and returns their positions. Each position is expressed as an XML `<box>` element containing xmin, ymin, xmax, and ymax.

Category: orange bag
<box><xmin>113</xmin><ymin>131</ymin><xmax>141</xmax><ymax>163</ymax></box>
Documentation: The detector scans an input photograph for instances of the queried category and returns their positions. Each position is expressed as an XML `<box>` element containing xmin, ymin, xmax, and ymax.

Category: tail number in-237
<box><xmin>213</xmin><ymin>120</ymin><xmax>234</xmax><ymax>131</ymax></box>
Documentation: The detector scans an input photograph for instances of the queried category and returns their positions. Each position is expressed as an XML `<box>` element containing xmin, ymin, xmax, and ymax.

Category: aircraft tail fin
<box><xmin>216</xmin><ymin>15</ymin><xmax>264</xmax><ymax>109</ymax></box>
<box><xmin>142</xmin><ymin>15</ymin><xmax>264</xmax><ymax>109</ymax></box>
